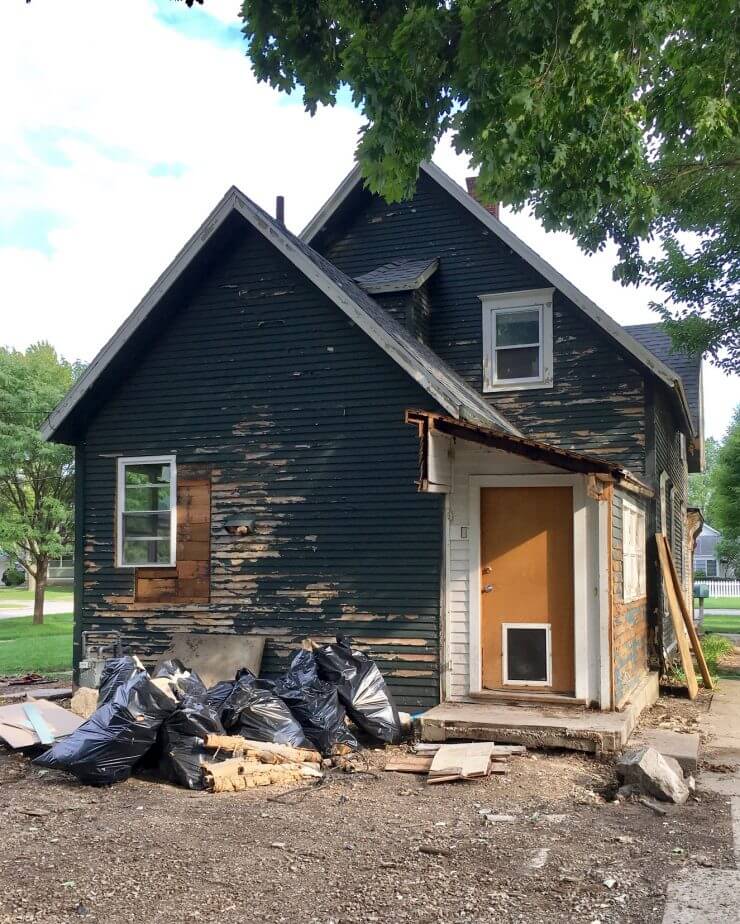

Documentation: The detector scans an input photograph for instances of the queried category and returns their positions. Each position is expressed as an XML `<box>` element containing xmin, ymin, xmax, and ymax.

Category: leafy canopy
<box><xmin>233</xmin><ymin>0</ymin><xmax>738</xmax><ymax>370</ymax></box>
<box><xmin>707</xmin><ymin>405</ymin><xmax>740</xmax><ymax>573</ymax></box>
<box><xmin>0</xmin><ymin>344</ymin><xmax>80</xmax><ymax>585</ymax></box>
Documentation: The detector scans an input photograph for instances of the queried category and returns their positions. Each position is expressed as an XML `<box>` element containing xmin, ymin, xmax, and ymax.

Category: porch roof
<box><xmin>406</xmin><ymin>409</ymin><xmax>653</xmax><ymax>496</ymax></box>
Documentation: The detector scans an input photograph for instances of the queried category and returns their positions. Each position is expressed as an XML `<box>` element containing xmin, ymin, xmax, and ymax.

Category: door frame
<box><xmin>468</xmin><ymin>474</ymin><xmax>589</xmax><ymax>698</ymax></box>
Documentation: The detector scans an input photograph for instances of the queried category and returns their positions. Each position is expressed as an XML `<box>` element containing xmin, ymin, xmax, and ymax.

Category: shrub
<box><xmin>1</xmin><ymin>567</ymin><xmax>25</xmax><ymax>587</ymax></box>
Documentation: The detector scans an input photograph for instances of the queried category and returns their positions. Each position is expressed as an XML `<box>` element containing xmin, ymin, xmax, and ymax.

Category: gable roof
<box><xmin>302</xmin><ymin>161</ymin><xmax>694</xmax><ymax>433</ymax></box>
<box><xmin>626</xmin><ymin>323</ymin><xmax>702</xmax><ymax>435</ymax></box>
<box><xmin>355</xmin><ymin>257</ymin><xmax>439</xmax><ymax>294</ymax></box>
<box><xmin>41</xmin><ymin>187</ymin><xmax>517</xmax><ymax>444</ymax></box>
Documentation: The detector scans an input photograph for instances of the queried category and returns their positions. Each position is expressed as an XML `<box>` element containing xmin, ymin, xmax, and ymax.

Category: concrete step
<box><xmin>631</xmin><ymin>728</ymin><xmax>700</xmax><ymax>773</ymax></box>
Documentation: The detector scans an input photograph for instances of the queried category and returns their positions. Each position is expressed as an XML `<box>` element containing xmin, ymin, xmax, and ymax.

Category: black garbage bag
<box><xmin>33</xmin><ymin>670</ymin><xmax>177</xmax><ymax>786</ymax></box>
<box><xmin>273</xmin><ymin>650</ymin><xmax>358</xmax><ymax>756</ymax></box>
<box><xmin>97</xmin><ymin>656</ymin><xmax>145</xmax><ymax>707</ymax></box>
<box><xmin>154</xmin><ymin>659</ymin><xmax>207</xmax><ymax>699</ymax></box>
<box><xmin>206</xmin><ymin>668</ymin><xmax>257</xmax><ymax>717</ymax></box>
<box><xmin>313</xmin><ymin>636</ymin><xmax>401</xmax><ymax>745</ymax></box>
<box><xmin>157</xmin><ymin>695</ymin><xmax>225</xmax><ymax>789</ymax></box>
<box><xmin>221</xmin><ymin>673</ymin><xmax>311</xmax><ymax>749</ymax></box>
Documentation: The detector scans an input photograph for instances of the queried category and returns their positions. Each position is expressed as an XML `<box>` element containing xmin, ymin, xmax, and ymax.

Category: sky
<box><xmin>1</xmin><ymin>0</ymin><xmax>737</xmax><ymax>441</ymax></box>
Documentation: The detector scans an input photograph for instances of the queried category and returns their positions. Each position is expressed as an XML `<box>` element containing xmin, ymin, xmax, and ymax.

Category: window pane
<box><xmin>124</xmin><ymin>485</ymin><xmax>170</xmax><ymax>512</ymax></box>
<box><xmin>506</xmin><ymin>627</ymin><xmax>548</xmax><ymax>682</ymax></box>
<box><xmin>124</xmin><ymin>462</ymin><xmax>171</xmax><ymax>488</ymax></box>
<box><xmin>496</xmin><ymin>346</ymin><xmax>539</xmax><ymax>380</ymax></box>
<box><xmin>495</xmin><ymin>309</ymin><xmax>539</xmax><ymax>347</ymax></box>
<box><xmin>122</xmin><ymin>511</ymin><xmax>171</xmax><ymax>539</ymax></box>
<box><xmin>123</xmin><ymin>538</ymin><xmax>171</xmax><ymax>565</ymax></box>
<box><xmin>707</xmin><ymin>560</ymin><xmax>717</xmax><ymax>577</ymax></box>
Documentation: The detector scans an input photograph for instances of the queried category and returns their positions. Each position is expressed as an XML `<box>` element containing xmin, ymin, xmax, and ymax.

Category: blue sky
<box><xmin>0</xmin><ymin>0</ymin><xmax>737</xmax><ymax>438</ymax></box>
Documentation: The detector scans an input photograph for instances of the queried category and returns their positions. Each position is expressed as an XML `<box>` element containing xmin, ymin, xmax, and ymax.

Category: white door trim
<box><xmin>468</xmin><ymin>474</ymin><xmax>587</xmax><ymax>696</ymax></box>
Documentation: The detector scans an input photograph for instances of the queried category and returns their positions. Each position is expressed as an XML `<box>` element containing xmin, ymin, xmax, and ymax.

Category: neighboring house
<box><xmin>0</xmin><ymin>552</ymin><xmax>9</xmax><ymax>584</ymax></box>
<box><xmin>695</xmin><ymin>524</ymin><xmax>735</xmax><ymax>578</ymax></box>
<box><xmin>48</xmin><ymin>555</ymin><xmax>75</xmax><ymax>585</ymax></box>
<box><xmin>42</xmin><ymin>162</ymin><xmax>703</xmax><ymax>716</ymax></box>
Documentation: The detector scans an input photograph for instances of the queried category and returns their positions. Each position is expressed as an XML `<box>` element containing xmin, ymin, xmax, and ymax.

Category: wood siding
<box><xmin>79</xmin><ymin>223</ymin><xmax>444</xmax><ymax>708</ymax></box>
<box><xmin>316</xmin><ymin>173</ymin><xmax>647</xmax><ymax>474</ymax></box>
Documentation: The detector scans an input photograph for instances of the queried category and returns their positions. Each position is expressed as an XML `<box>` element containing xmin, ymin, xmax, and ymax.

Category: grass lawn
<box><xmin>0</xmin><ymin>586</ymin><xmax>73</xmax><ymax>611</ymax></box>
<box><xmin>0</xmin><ymin>613</ymin><xmax>73</xmax><ymax>676</ymax></box>
<box><xmin>703</xmin><ymin>596</ymin><xmax>740</xmax><ymax>610</ymax></box>
<box><xmin>703</xmin><ymin>613</ymin><xmax>740</xmax><ymax>635</ymax></box>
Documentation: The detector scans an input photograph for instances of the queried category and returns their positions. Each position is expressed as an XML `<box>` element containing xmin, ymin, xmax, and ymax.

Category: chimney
<box><xmin>466</xmin><ymin>176</ymin><xmax>499</xmax><ymax>219</ymax></box>
<box><xmin>275</xmin><ymin>195</ymin><xmax>285</xmax><ymax>224</ymax></box>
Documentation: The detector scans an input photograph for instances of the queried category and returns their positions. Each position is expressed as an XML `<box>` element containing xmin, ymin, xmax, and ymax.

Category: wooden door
<box><xmin>480</xmin><ymin>486</ymin><xmax>574</xmax><ymax>693</ymax></box>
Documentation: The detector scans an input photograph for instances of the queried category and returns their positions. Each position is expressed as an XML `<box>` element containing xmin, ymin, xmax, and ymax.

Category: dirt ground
<box><xmin>0</xmin><ymin>706</ymin><xmax>736</xmax><ymax>924</ymax></box>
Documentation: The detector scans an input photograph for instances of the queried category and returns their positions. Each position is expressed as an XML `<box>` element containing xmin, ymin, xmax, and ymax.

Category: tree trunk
<box><xmin>33</xmin><ymin>558</ymin><xmax>48</xmax><ymax>625</ymax></box>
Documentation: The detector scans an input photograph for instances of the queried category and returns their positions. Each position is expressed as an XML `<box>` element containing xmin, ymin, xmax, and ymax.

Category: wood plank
<box><xmin>385</xmin><ymin>756</ymin><xmax>434</xmax><ymax>774</ymax></box>
<box><xmin>658</xmin><ymin>533</ymin><xmax>714</xmax><ymax>690</ymax></box>
<box><xmin>427</xmin><ymin>742</ymin><xmax>501</xmax><ymax>784</ymax></box>
<box><xmin>0</xmin><ymin>700</ymin><xmax>84</xmax><ymax>749</ymax></box>
<box><xmin>655</xmin><ymin>534</ymin><xmax>699</xmax><ymax>699</ymax></box>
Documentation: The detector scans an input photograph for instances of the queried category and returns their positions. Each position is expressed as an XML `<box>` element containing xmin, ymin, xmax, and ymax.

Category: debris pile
<box><xmin>385</xmin><ymin>741</ymin><xmax>526</xmax><ymax>783</ymax></box>
<box><xmin>0</xmin><ymin>636</ymin><xmax>405</xmax><ymax>794</ymax></box>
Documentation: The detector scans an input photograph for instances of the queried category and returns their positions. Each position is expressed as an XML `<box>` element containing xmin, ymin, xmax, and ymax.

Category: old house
<box><xmin>42</xmin><ymin>162</ymin><xmax>703</xmax><ymax>741</ymax></box>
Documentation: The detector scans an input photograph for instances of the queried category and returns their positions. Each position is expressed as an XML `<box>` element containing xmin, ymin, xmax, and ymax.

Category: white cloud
<box><xmin>1</xmin><ymin>0</ymin><xmax>736</xmax><ymax>440</ymax></box>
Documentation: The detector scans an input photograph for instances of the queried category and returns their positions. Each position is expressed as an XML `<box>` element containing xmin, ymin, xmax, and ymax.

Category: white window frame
<box><xmin>622</xmin><ymin>497</ymin><xmax>646</xmax><ymax>602</ymax></box>
<box><xmin>480</xmin><ymin>288</ymin><xmax>554</xmax><ymax>392</ymax></box>
<box><xmin>116</xmin><ymin>455</ymin><xmax>177</xmax><ymax>568</ymax></box>
<box><xmin>659</xmin><ymin>471</ymin><xmax>669</xmax><ymax>535</ymax></box>
<box><xmin>502</xmin><ymin>622</ymin><xmax>552</xmax><ymax>687</ymax></box>
<box><xmin>678</xmin><ymin>432</ymin><xmax>687</xmax><ymax>463</ymax></box>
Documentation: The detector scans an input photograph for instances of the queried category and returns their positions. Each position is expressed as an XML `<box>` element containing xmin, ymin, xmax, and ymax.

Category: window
<box><xmin>622</xmin><ymin>497</ymin><xmax>646</xmax><ymax>601</ymax></box>
<box><xmin>706</xmin><ymin>559</ymin><xmax>718</xmax><ymax>578</ymax></box>
<box><xmin>116</xmin><ymin>456</ymin><xmax>176</xmax><ymax>567</ymax></box>
<box><xmin>480</xmin><ymin>288</ymin><xmax>554</xmax><ymax>391</ymax></box>
<box><xmin>678</xmin><ymin>432</ymin><xmax>687</xmax><ymax>463</ymax></box>
<box><xmin>502</xmin><ymin>624</ymin><xmax>551</xmax><ymax>686</ymax></box>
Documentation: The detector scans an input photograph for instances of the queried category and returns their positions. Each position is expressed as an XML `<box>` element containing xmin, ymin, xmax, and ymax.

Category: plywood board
<box><xmin>0</xmin><ymin>700</ymin><xmax>84</xmax><ymax>749</ymax></box>
<box><xmin>155</xmin><ymin>633</ymin><xmax>265</xmax><ymax>688</ymax></box>
<box><xmin>428</xmin><ymin>742</ymin><xmax>500</xmax><ymax>784</ymax></box>
<box><xmin>385</xmin><ymin>756</ymin><xmax>434</xmax><ymax>774</ymax></box>
<box><xmin>656</xmin><ymin>534</ymin><xmax>699</xmax><ymax>699</ymax></box>
<box><xmin>658</xmin><ymin>534</ymin><xmax>714</xmax><ymax>690</ymax></box>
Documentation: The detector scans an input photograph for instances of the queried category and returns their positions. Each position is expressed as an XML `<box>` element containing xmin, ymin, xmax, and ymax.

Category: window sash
<box><xmin>491</xmin><ymin>304</ymin><xmax>543</xmax><ymax>384</ymax></box>
<box><xmin>622</xmin><ymin>499</ymin><xmax>646</xmax><ymax>601</ymax></box>
<box><xmin>116</xmin><ymin>456</ymin><xmax>176</xmax><ymax>568</ymax></box>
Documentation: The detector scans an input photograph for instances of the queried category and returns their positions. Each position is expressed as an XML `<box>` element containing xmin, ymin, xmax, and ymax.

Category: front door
<box><xmin>480</xmin><ymin>486</ymin><xmax>574</xmax><ymax>693</ymax></box>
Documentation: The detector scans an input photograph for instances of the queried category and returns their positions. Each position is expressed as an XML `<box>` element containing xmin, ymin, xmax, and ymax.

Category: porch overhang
<box><xmin>405</xmin><ymin>409</ymin><xmax>653</xmax><ymax>498</ymax></box>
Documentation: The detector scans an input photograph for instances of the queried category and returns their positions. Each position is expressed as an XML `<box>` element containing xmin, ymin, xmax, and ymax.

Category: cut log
<box><xmin>203</xmin><ymin>735</ymin><xmax>321</xmax><ymax>765</ymax></box>
<box><xmin>203</xmin><ymin>758</ymin><xmax>319</xmax><ymax>793</ymax></box>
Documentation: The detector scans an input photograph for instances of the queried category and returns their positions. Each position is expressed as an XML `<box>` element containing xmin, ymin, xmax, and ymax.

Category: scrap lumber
<box><xmin>203</xmin><ymin>735</ymin><xmax>321</xmax><ymax>765</ymax></box>
<box><xmin>22</xmin><ymin>703</ymin><xmax>54</xmax><ymax>745</ymax></box>
<box><xmin>385</xmin><ymin>755</ymin><xmax>434</xmax><ymax>774</ymax></box>
<box><xmin>657</xmin><ymin>533</ymin><xmax>714</xmax><ymax>690</ymax></box>
<box><xmin>655</xmin><ymin>534</ymin><xmax>700</xmax><ymax>698</ymax></box>
<box><xmin>203</xmin><ymin>758</ymin><xmax>320</xmax><ymax>793</ymax></box>
<box><xmin>428</xmin><ymin>742</ymin><xmax>508</xmax><ymax>784</ymax></box>
<box><xmin>0</xmin><ymin>699</ymin><xmax>84</xmax><ymax>749</ymax></box>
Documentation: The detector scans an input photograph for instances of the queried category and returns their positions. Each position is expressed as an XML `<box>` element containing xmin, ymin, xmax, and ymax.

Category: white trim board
<box><xmin>301</xmin><ymin>161</ymin><xmax>692</xmax><ymax>429</ymax></box>
<box><xmin>41</xmin><ymin>186</ymin><xmax>514</xmax><ymax>442</ymax></box>
<box><xmin>116</xmin><ymin>454</ymin><xmax>177</xmax><ymax>569</ymax></box>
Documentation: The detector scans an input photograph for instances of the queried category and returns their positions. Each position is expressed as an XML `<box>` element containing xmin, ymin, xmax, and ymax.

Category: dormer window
<box><xmin>480</xmin><ymin>288</ymin><xmax>554</xmax><ymax>391</ymax></box>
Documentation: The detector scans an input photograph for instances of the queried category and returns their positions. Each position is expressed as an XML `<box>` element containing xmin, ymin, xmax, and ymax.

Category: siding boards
<box><xmin>317</xmin><ymin>173</ymin><xmax>647</xmax><ymax>474</ymax></box>
<box><xmin>80</xmin><ymin>224</ymin><xmax>444</xmax><ymax>708</ymax></box>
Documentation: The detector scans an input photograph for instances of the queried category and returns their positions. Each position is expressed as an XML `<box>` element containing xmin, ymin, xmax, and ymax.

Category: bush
<box><xmin>1</xmin><ymin>567</ymin><xmax>25</xmax><ymax>587</ymax></box>
<box><xmin>694</xmin><ymin>569</ymin><xmax>707</xmax><ymax>581</ymax></box>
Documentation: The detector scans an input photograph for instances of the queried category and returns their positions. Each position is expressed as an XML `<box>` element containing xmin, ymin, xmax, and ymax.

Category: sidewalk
<box><xmin>662</xmin><ymin>679</ymin><xmax>740</xmax><ymax>923</ymax></box>
<box><xmin>0</xmin><ymin>600</ymin><xmax>72</xmax><ymax>620</ymax></box>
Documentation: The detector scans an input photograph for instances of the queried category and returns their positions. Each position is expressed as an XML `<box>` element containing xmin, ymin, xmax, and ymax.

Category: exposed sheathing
<box><xmin>611</xmin><ymin>491</ymin><xmax>649</xmax><ymax>706</ymax></box>
<box><xmin>316</xmin><ymin>173</ymin><xmax>647</xmax><ymax>473</ymax></box>
<box><xmin>79</xmin><ymin>225</ymin><xmax>444</xmax><ymax>708</ymax></box>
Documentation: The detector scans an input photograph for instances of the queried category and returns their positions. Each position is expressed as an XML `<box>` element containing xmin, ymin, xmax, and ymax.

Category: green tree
<box><xmin>234</xmin><ymin>0</ymin><xmax>739</xmax><ymax>370</ymax></box>
<box><xmin>688</xmin><ymin>436</ymin><xmax>721</xmax><ymax>509</ymax></box>
<box><xmin>707</xmin><ymin>406</ymin><xmax>740</xmax><ymax>574</ymax></box>
<box><xmin>0</xmin><ymin>344</ymin><xmax>79</xmax><ymax>624</ymax></box>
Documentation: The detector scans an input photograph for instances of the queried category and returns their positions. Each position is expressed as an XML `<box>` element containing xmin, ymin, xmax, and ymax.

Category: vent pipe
<box><xmin>275</xmin><ymin>195</ymin><xmax>285</xmax><ymax>224</ymax></box>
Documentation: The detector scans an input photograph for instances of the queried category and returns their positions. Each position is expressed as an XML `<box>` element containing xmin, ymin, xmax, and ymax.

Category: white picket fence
<box><xmin>698</xmin><ymin>579</ymin><xmax>740</xmax><ymax>598</ymax></box>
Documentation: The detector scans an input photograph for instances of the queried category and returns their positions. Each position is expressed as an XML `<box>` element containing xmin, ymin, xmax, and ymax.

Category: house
<box><xmin>41</xmin><ymin>161</ymin><xmax>703</xmax><ymax>731</ymax></box>
<box><xmin>695</xmin><ymin>524</ymin><xmax>735</xmax><ymax>578</ymax></box>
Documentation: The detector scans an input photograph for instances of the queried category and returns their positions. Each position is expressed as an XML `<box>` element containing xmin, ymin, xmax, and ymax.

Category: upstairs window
<box><xmin>116</xmin><ymin>456</ymin><xmax>176</xmax><ymax>567</ymax></box>
<box><xmin>622</xmin><ymin>497</ymin><xmax>646</xmax><ymax>601</ymax></box>
<box><xmin>481</xmin><ymin>288</ymin><xmax>554</xmax><ymax>391</ymax></box>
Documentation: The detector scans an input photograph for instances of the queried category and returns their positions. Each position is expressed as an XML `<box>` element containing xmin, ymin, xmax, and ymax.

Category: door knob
<box><xmin>482</xmin><ymin>584</ymin><xmax>494</xmax><ymax>593</ymax></box>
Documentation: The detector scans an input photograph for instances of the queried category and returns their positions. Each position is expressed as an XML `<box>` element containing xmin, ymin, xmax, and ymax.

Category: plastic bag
<box><xmin>206</xmin><ymin>668</ymin><xmax>256</xmax><ymax>716</ymax></box>
<box><xmin>97</xmin><ymin>656</ymin><xmax>145</xmax><ymax>707</ymax></box>
<box><xmin>34</xmin><ymin>669</ymin><xmax>177</xmax><ymax>785</ymax></box>
<box><xmin>313</xmin><ymin>636</ymin><xmax>401</xmax><ymax>744</ymax></box>
<box><xmin>157</xmin><ymin>695</ymin><xmax>225</xmax><ymax>789</ymax></box>
<box><xmin>273</xmin><ymin>650</ymin><xmax>358</xmax><ymax>756</ymax></box>
<box><xmin>154</xmin><ymin>658</ymin><xmax>207</xmax><ymax>699</ymax></box>
<box><xmin>221</xmin><ymin>674</ymin><xmax>311</xmax><ymax>749</ymax></box>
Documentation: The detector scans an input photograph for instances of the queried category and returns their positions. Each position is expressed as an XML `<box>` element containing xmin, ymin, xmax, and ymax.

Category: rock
<box><xmin>481</xmin><ymin>814</ymin><xmax>517</xmax><ymax>825</ymax></box>
<box><xmin>70</xmin><ymin>687</ymin><xmax>98</xmax><ymax>719</ymax></box>
<box><xmin>616</xmin><ymin>746</ymin><xmax>689</xmax><ymax>804</ymax></box>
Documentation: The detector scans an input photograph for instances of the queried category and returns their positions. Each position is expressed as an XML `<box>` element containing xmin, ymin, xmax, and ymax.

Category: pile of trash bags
<box><xmin>34</xmin><ymin>636</ymin><xmax>402</xmax><ymax>789</ymax></box>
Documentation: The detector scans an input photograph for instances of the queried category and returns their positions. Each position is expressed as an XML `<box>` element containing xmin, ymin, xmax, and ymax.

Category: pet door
<box><xmin>502</xmin><ymin>623</ymin><xmax>551</xmax><ymax>686</ymax></box>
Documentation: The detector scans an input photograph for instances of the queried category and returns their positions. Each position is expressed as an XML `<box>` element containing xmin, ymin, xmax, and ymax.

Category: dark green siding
<box><xmin>79</xmin><ymin>223</ymin><xmax>444</xmax><ymax>707</ymax></box>
<box><xmin>316</xmin><ymin>173</ymin><xmax>647</xmax><ymax>474</ymax></box>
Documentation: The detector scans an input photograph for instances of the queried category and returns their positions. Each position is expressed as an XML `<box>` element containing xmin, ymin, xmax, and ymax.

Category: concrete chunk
<box><xmin>617</xmin><ymin>746</ymin><xmax>689</xmax><ymax>804</ymax></box>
